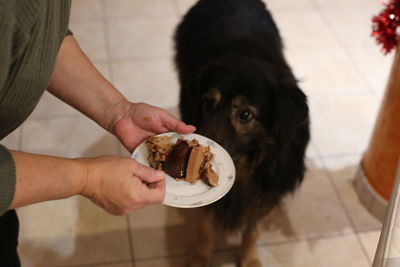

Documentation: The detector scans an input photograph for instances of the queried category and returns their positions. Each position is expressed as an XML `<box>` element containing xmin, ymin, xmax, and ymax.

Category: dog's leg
<box><xmin>188</xmin><ymin>210</ymin><xmax>215</xmax><ymax>267</ymax></box>
<box><xmin>240</xmin><ymin>222</ymin><xmax>262</xmax><ymax>267</ymax></box>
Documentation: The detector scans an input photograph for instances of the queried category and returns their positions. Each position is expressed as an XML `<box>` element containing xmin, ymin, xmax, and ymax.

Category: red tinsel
<box><xmin>372</xmin><ymin>0</ymin><xmax>400</xmax><ymax>54</ymax></box>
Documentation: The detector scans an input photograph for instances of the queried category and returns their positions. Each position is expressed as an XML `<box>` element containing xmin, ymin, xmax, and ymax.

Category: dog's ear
<box><xmin>273</xmin><ymin>84</ymin><xmax>309</xmax><ymax>149</ymax></box>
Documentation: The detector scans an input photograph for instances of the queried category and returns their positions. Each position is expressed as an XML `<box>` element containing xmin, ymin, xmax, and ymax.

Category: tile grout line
<box><xmin>309</xmin><ymin>139</ymin><xmax>324</xmax><ymax>161</ymax></box>
<box><xmin>356</xmin><ymin>227</ymin><xmax>382</xmax><ymax>234</ymax></box>
<box><xmin>309</xmin><ymin>1</ymin><xmax>380</xmax><ymax>264</ymax></box>
<box><xmin>309</xmin><ymin>1</ymin><xmax>378</xmax><ymax>97</ymax></box>
<box><xmin>257</xmin><ymin>229</ymin><xmax>358</xmax><ymax>248</ymax></box>
<box><xmin>29</xmin><ymin>113</ymin><xmax>90</xmax><ymax>122</ymax></box>
<box><xmin>133</xmin><ymin>229</ymin><xmax>365</xmax><ymax>263</ymax></box>
<box><xmin>101</xmin><ymin>2</ymin><xmax>135</xmax><ymax>265</ymax></box>
<box><xmin>18</xmin><ymin>125</ymin><xmax>24</xmax><ymax>151</ymax></box>
<box><xmin>317</xmin><ymin>140</ymin><xmax>374</xmax><ymax>265</ymax></box>
<box><xmin>126</xmin><ymin>214</ymin><xmax>136</xmax><ymax>267</ymax></box>
<box><xmin>60</xmin><ymin>259</ymin><xmax>133</xmax><ymax>267</ymax></box>
<box><xmin>316</xmin><ymin>152</ymin><xmax>363</xmax><ymax>159</ymax></box>
<box><xmin>106</xmin><ymin>55</ymin><xmax>175</xmax><ymax>63</ymax></box>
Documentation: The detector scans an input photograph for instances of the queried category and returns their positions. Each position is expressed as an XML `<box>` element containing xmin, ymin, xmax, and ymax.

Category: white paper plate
<box><xmin>132</xmin><ymin>132</ymin><xmax>236</xmax><ymax>208</ymax></box>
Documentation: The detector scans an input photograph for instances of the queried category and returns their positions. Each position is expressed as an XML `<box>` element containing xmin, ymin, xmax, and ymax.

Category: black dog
<box><xmin>175</xmin><ymin>0</ymin><xmax>310</xmax><ymax>266</ymax></box>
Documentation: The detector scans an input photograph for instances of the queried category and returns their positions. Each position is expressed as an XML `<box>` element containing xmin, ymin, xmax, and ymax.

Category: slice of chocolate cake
<box><xmin>145</xmin><ymin>135</ymin><xmax>219</xmax><ymax>186</ymax></box>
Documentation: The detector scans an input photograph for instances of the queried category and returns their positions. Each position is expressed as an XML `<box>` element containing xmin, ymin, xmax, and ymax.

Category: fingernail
<box><xmin>156</xmin><ymin>171</ymin><xmax>165</xmax><ymax>179</ymax></box>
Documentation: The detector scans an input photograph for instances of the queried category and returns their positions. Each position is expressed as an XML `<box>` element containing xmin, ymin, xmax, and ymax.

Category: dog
<box><xmin>174</xmin><ymin>0</ymin><xmax>310</xmax><ymax>266</ymax></box>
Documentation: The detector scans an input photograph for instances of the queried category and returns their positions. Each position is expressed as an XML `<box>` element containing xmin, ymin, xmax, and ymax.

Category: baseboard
<box><xmin>355</xmin><ymin>165</ymin><xmax>388</xmax><ymax>222</ymax></box>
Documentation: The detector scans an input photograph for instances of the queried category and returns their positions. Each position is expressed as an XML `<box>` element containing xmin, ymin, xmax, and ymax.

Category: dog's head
<box><xmin>182</xmin><ymin>57</ymin><xmax>309</xmax><ymax>177</ymax></box>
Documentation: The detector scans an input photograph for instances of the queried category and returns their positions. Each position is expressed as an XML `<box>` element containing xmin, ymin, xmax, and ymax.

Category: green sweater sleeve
<box><xmin>0</xmin><ymin>145</ymin><xmax>16</xmax><ymax>216</ymax></box>
<box><xmin>0</xmin><ymin>4</ymin><xmax>17</xmax><ymax>216</ymax></box>
<box><xmin>0</xmin><ymin>2</ymin><xmax>13</xmax><ymax>90</ymax></box>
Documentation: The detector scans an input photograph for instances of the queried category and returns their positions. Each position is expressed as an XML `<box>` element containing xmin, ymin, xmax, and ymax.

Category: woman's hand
<box><xmin>9</xmin><ymin>151</ymin><xmax>165</xmax><ymax>215</ymax></box>
<box><xmin>48</xmin><ymin>36</ymin><xmax>195</xmax><ymax>152</ymax></box>
<box><xmin>78</xmin><ymin>155</ymin><xmax>166</xmax><ymax>215</ymax></box>
<box><xmin>109</xmin><ymin>101</ymin><xmax>195</xmax><ymax>152</ymax></box>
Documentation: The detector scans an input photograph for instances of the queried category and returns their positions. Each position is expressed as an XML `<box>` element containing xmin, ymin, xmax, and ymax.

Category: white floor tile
<box><xmin>258</xmin><ymin>234</ymin><xmax>369</xmax><ymax>267</ymax></box>
<box><xmin>98</xmin><ymin>263</ymin><xmax>133</xmax><ymax>267</ymax></box>
<box><xmin>320</xmin><ymin>5</ymin><xmax>382</xmax><ymax>46</ymax></box>
<box><xmin>359</xmin><ymin>230</ymin><xmax>381</xmax><ymax>263</ymax></box>
<box><xmin>69</xmin><ymin>19</ymin><xmax>109</xmax><ymax>61</ymax></box>
<box><xmin>107</xmin><ymin>17</ymin><xmax>179</xmax><ymax>60</ymax></box>
<box><xmin>172</xmin><ymin>0</ymin><xmax>198</xmax><ymax>16</ymax></box>
<box><xmin>104</xmin><ymin>0</ymin><xmax>177</xmax><ymax>18</ymax></box>
<box><xmin>258</xmin><ymin>159</ymin><xmax>353</xmax><ymax>244</ymax></box>
<box><xmin>210</xmin><ymin>234</ymin><xmax>370</xmax><ymax>267</ymax></box>
<box><xmin>111</xmin><ymin>59</ymin><xmax>179</xmax><ymax>109</ymax></box>
<box><xmin>309</xmin><ymin>93</ymin><xmax>379</xmax><ymax>157</ymax></box>
<box><xmin>314</xmin><ymin>0</ymin><xmax>380</xmax><ymax>8</ymax></box>
<box><xmin>272</xmin><ymin>9</ymin><xmax>338</xmax><ymax>49</ymax></box>
<box><xmin>128</xmin><ymin>205</ymin><xmax>198</xmax><ymax>259</ymax></box>
<box><xmin>18</xmin><ymin>197</ymin><xmax>131</xmax><ymax>266</ymax></box>
<box><xmin>30</xmin><ymin>92</ymin><xmax>81</xmax><ymax>119</ymax></box>
<box><xmin>286</xmin><ymin>47</ymin><xmax>371</xmax><ymax>96</ymax></box>
<box><xmin>306</xmin><ymin>141</ymin><xmax>319</xmax><ymax>159</ymax></box>
<box><xmin>30</xmin><ymin>62</ymin><xmax>112</xmax><ymax>120</ymax></box>
<box><xmin>21</xmin><ymin>116</ymin><xmax>119</xmax><ymax>158</ymax></box>
<box><xmin>321</xmin><ymin>155</ymin><xmax>382</xmax><ymax>231</ymax></box>
<box><xmin>70</xmin><ymin>0</ymin><xmax>105</xmax><ymax>21</ymax></box>
<box><xmin>0</xmin><ymin>127</ymin><xmax>21</xmax><ymax>150</ymax></box>
<box><xmin>135</xmin><ymin>256</ymin><xmax>187</xmax><ymax>267</ymax></box>
<box><xmin>346</xmin><ymin>43</ymin><xmax>395</xmax><ymax>94</ymax></box>
<box><xmin>263</xmin><ymin>0</ymin><xmax>314</xmax><ymax>11</ymax></box>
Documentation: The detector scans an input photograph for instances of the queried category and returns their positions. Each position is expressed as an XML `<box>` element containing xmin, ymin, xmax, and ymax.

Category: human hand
<box><xmin>77</xmin><ymin>155</ymin><xmax>165</xmax><ymax>215</ymax></box>
<box><xmin>108</xmin><ymin>101</ymin><xmax>195</xmax><ymax>152</ymax></box>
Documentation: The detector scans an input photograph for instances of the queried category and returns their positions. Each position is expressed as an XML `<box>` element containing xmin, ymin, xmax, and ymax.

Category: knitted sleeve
<box><xmin>0</xmin><ymin>1</ymin><xmax>14</xmax><ymax>91</ymax></box>
<box><xmin>0</xmin><ymin>2</ymin><xmax>17</xmax><ymax>216</ymax></box>
<box><xmin>0</xmin><ymin>145</ymin><xmax>16</xmax><ymax>216</ymax></box>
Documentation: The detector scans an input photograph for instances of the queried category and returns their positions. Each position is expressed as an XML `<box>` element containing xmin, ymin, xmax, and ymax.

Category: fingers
<box><xmin>131</xmin><ymin>160</ymin><xmax>166</xmax><ymax>205</ymax></box>
<box><xmin>132</xmin><ymin>160</ymin><xmax>165</xmax><ymax>183</ymax></box>
<box><xmin>176</xmin><ymin>121</ymin><xmax>196</xmax><ymax>134</ymax></box>
<box><xmin>160</xmin><ymin>111</ymin><xmax>196</xmax><ymax>134</ymax></box>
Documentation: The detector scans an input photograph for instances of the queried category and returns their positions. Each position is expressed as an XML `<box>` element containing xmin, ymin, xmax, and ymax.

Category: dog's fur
<box><xmin>174</xmin><ymin>0</ymin><xmax>310</xmax><ymax>266</ymax></box>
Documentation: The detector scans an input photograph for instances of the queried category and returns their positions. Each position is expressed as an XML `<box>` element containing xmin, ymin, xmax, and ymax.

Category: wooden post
<box><xmin>361</xmin><ymin>46</ymin><xmax>400</xmax><ymax>201</ymax></box>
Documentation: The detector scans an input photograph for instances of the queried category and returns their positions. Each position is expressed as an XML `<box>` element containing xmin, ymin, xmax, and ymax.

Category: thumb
<box><xmin>132</xmin><ymin>160</ymin><xmax>165</xmax><ymax>183</ymax></box>
<box><xmin>140</xmin><ymin>179</ymin><xmax>166</xmax><ymax>205</ymax></box>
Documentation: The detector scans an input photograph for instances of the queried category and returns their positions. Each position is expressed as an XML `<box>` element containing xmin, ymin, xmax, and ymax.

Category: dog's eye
<box><xmin>238</xmin><ymin>109</ymin><xmax>254</xmax><ymax>124</ymax></box>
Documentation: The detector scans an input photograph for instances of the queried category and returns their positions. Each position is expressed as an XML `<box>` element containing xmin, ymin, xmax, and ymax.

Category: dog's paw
<box><xmin>241</xmin><ymin>258</ymin><xmax>262</xmax><ymax>267</ymax></box>
<box><xmin>187</xmin><ymin>254</ymin><xmax>211</xmax><ymax>267</ymax></box>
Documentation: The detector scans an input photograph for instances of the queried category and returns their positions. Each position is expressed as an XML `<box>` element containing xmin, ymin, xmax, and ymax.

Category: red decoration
<box><xmin>372</xmin><ymin>0</ymin><xmax>400</xmax><ymax>54</ymax></box>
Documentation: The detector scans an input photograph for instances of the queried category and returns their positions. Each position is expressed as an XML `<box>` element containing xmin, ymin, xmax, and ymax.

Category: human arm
<box><xmin>4</xmin><ymin>32</ymin><xmax>194</xmax><ymax>215</ymax></box>
<box><xmin>48</xmin><ymin>35</ymin><xmax>195</xmax><ymax>151</ymax></box>
<box><xmin>8</xmin><ymin>151</ymin><xmax>165</xmax><ymax>215</ymax></box>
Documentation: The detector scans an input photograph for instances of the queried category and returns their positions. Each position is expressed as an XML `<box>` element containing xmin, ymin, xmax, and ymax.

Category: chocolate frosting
<box><xmin>163</xmin><ymin>140</ymin><xmax>192</xmax><ymax>178</ymax></box>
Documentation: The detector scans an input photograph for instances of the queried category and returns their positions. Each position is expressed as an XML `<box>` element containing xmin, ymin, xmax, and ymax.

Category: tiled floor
<box><xmin>0</xmin><ymin>0</ymin><xmax>395</xmax><ymax>266</ymax></box>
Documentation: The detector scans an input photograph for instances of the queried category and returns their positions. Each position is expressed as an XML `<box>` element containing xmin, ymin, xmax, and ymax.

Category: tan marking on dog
<box><xmin>236</xmin><ymin>156</ymin><xmax>253</xmax><ymax>180</ymax></box>
<box><xmin>203</xmin><ymin>88</ymin><xmax>221</xmax><ymax>109</ymax></box>
<box><xmin>188</xmin><ymin>209</ymin><xmax>216</xmax><ymax>267</ymax></box>
<box><xmin>240</xmin><ymin>223</ymin><xmax>262</xmax><ymax>267</ymax></box>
